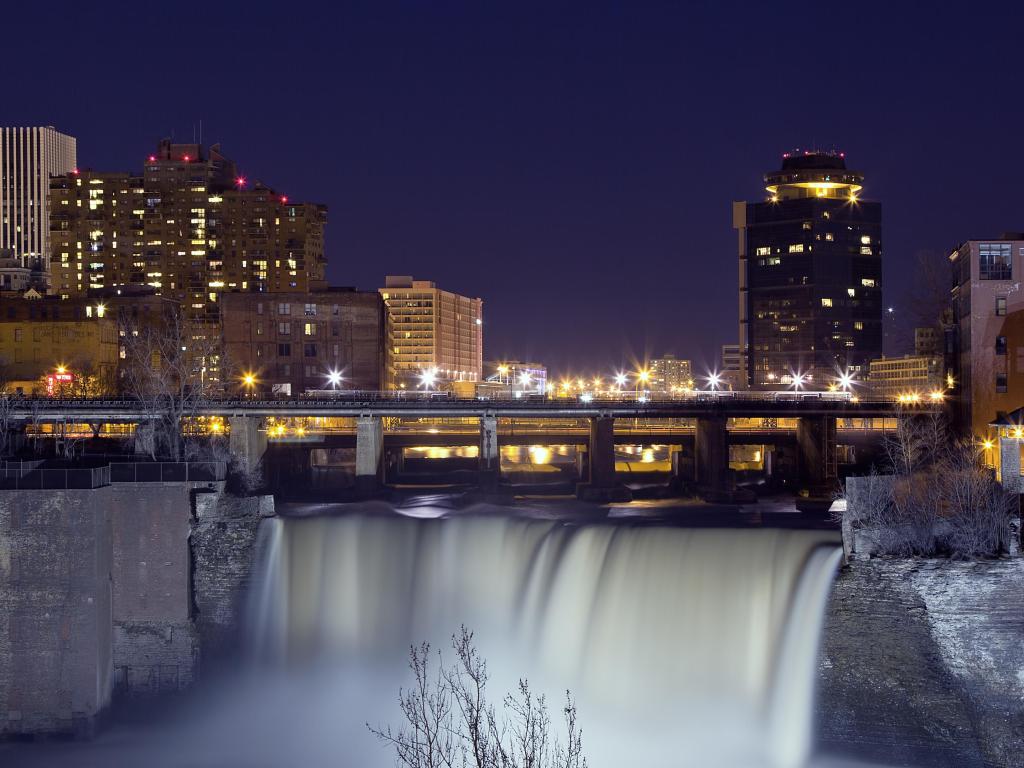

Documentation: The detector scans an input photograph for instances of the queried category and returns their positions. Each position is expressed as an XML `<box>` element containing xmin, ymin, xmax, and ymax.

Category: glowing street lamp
<box><xmin>791</xmin><ymin>372</ymin><xmax>806</xmax><ymax>391</ymax></box>
<box><xmin>326</xmin><ymin>369</ymin><xmax>343</xmax><ymax>389</ymax></box>
<box><xmin>706</xmin><ymin>372</ymin><xmax>722</xmax><ymax>391</ymax></box>
<box><xmin>837</xmin><ymin>371</ymin><xmax>855</xmax><ymax>392</ymax></box>
<box><xmin>241</xmin><ymin>372</ymin><xmax>257</xmax><ymax>396</ymax></box>
<box><xmin>614</xmin><ymin>372</ymin><xmax>627</xmax><ymax>389</ymax></box>
<box><xmin>420</xmin><ymin>367</ymin><xmax>438</xmax><ymax>390</ymax></box>
<box><xmin>929</xmin><ymin>390</ymin><xmax>945</xmax><ymax>402</ymax></box>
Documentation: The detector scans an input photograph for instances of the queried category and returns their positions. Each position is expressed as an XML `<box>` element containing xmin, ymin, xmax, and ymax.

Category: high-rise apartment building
<box><xmin>649</xmin><ymin>355</ymin><xmax>693</xmax><ymax>394</ymax></box>
<box><xmin>735</xmin><ymin>151</ymin><xmax>882</xmax><ymax>389</ymax></box>
<box><xmin>0</xmin><ymin>126</ymin><xmax>76</xmax><ymax>275</ymax></box>
<box><xmin>379</xmin><ymin>276</ymin><xmax>483</xmax><ymax>389</ymax></box>
<box><xmin>49</xmin><ymin>140</ymin><xmax>326</xmax><ymax>315</ymax></box>
<box><xmin>950</xmin><ymin>235</ymin><xmax>1024</xmax><ymax>439</ymax></box>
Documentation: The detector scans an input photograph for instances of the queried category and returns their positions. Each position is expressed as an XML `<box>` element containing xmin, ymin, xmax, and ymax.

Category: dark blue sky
<box><xmin>7</xmin><ymin>2</ymin><xmax>1024</xmax><ymax>375</ymax></box>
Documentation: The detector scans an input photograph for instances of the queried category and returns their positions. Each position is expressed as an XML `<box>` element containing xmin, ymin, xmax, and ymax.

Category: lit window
<box><xmin>996</xmin><ymin>296</ymin><xmax>1007</xmax><ymax>316</ymax></box>
<box><xmin>854</xmin><ymin>322</ymin><xmax>864</xmax><ymax>330</ymax></box>
<box><xmin>847</xmin><ymin>288</ymin><xmax>856</xmax><ymax>297</ymax></box>
<box><xmin>755</xmin><ymin>246</ymin><xmax>771</xmax><ymax>256</ymax></box>
<box><xmin>821</xmin><ymin>298</ymin><xmax>833</xmax><ymax>307</ymax></box>
<box><xmin>789</xmin><ymin>244</ymin><xmax>804</xmax><ymax>253</ymax></box>
<box><xmin>860</xmin><ymin>246</ymin><xmax>872</xmax><ymax>255</ymax></box>
<box><xmin>861</xmin><ymin>278</ymin><xmax>876</xmax><ymax>288</ymax></box>
<box><xmin>802</xmin><ymin>221</ymin><xmax>812</xmax><ymax>231</ymax></box>
<box><xmin>861</xmin><ymin>235</ymin><xmax>871</xmax><ymax>245</ymax></box>
<box><xmin>825</xmin><ymin>233</ymin><xmax>834</xmax><ymax>241</ymax></box>
<box><xmin>767</xmin><ymin>257</ymin><xmax>781</xmax><ymax>266</ymax></box>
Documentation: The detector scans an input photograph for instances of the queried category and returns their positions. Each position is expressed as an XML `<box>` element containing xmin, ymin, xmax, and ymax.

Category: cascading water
<box><xmin>246</xmin><ymin>514</ymin><xmax>842</xmax><ymax>768</ymax></box>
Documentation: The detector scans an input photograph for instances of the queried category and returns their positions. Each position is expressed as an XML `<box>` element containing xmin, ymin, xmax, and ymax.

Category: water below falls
<box><xmin>246</xmin><ymin>514</ymin><xmax>843</xmax><ymax>768</ymax></box>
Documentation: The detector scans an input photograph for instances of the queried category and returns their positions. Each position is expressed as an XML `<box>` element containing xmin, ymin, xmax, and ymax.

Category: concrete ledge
<box><xmin>575</xmin><ymin>483</ymin><xmax>632</xmax><ymax>503</ymax></box>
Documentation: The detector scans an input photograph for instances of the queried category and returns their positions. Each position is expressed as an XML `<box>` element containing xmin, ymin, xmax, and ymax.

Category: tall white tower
<box><xmin>0</xmin><ymin>126</ymin><xmax>77</xmax><ymax>274</ymax></box>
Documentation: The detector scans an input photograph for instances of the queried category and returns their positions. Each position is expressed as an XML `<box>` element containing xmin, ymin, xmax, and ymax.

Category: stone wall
<box><xmin>0</xmin><ymin>483</ymin><xmax>272</xmax><ymax>737</ymax></box>
<box><xmin>0</xmin><ymin>490</ymin><xmax>113</xmax><ymax>737</ymax></box>
<box><xmin>817</xmin><ymin>558</ymin><xmax>1024</xmax><ymax>768</ymax></box>
<box><xmin>192</xmin><ymin>490</ymin><xmax>274</xmax><ymax>659</ymax></box>
<box><xmin>110</xmin><ymin>484</ymin><xmax>197</xmax><ymax>696</ymax></box>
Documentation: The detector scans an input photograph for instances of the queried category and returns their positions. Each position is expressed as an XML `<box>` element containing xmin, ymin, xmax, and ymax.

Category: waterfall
<box><xmin>247</xmin><ymin>515</ymin><xmax>841</xmax><ymax>768</ymax></box>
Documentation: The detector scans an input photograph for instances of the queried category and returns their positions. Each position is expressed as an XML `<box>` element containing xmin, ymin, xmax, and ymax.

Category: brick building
<box><xmin>220</xmin><ymin>289</ymin><xmax>385</xmax><ymax>395</ymax></box>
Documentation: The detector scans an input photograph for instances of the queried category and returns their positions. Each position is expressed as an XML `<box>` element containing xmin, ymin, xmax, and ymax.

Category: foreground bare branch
<box><xmin>370</xmin><ymin>627</ymin><xmax>587</xmax><ymax>768</ymax></box>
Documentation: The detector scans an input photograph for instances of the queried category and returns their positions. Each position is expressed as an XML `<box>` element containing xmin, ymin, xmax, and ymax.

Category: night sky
<box><xmin>7</xmin><ymin>2</ymin><xmax>1024</xmax><ymax>376</ymax></box>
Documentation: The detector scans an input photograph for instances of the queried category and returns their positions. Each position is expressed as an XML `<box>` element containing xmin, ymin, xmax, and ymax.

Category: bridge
<box><xmin>3</xmin><ymin>393</ymin><xmax>929</xmax><ymax>501</ymax></box>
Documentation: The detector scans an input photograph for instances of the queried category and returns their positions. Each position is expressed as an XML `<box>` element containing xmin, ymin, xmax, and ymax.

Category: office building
<box><xmin>220</xmin><ymin>289</ymin><xmax>385</xmax><ymax>395</ymax></box>
<box><xmin>735</xmin><ymin>150</ymin><xmax>882</xmax><ymax>389</ymax></box>
<box><xmin>49</xmin><ymin>140</ymin><xmax>327</xmax><ymax>312</ymax></box>
<box><xmin>950</xmin><ymin>235</ymin><xmax>1024</xmax><ymax>439</ymax></box>
<box><xmin>379</xmin><ymin>276</ymin><xmax>483</xmax><ymax>389</ymax></box>
<box><xmin>649</xmin><ymin>355</ymin><xmax>693</xmax><ymax>394</ymax></box>
<box><xmin>0</xmin><ymin>126</ymin><xmax>77</xmax><ymax>276</ymax></box>
<box><xmin>866</xmin><ymin>355</ymin><xmax>943</xmax><ymax>400</ymax></box>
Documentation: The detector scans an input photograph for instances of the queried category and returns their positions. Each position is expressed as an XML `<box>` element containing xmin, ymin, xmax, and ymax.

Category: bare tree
<box><xmin>121</xmin><ymin>308</ymin><xmax>221</xmax><ymax>460</ymax></box>
<box><xmin>370</xmin><ymin>627</ymin><xmax>587</xmax><ymax>768</ymax></box>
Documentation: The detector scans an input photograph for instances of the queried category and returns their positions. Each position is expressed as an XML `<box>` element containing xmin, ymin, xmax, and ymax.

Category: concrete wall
<box><xmin>0</xmin><ymin>483</ymin><xmax>272</xmax><ymax>737</ymax></box>
<box><xmin>817</xmin><ymin>558</ymin><xmax>1024</xmax><ymax>768</ymax></box>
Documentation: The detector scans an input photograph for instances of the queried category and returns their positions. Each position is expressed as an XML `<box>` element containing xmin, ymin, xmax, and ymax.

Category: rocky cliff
<box><xmin>817</xmin><ymin>558</ymin><xmax>1024</xmax><ymax>768</ymax></box>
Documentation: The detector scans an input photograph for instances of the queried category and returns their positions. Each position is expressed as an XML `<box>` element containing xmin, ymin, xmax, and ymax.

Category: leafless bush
<box><xmin>844</xmin><ymin>415</ymin><xmax>1017</xmax><ymax>558</ymax></box>
<box><xmin>369</xmin><ymin>626</ymin><xmax>587</xmax><ymax>768</ymax></box>
<box><xmin>939</xmin><ymin>446</ymin><xmax>1017</xmax><ymax>557</ymax></box>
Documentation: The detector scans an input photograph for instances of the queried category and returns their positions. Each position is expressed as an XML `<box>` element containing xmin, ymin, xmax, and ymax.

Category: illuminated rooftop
<box><xmin>764</xmin><ymin>150</ymin><xmax>864</xmax><ymax>201</ymax></box>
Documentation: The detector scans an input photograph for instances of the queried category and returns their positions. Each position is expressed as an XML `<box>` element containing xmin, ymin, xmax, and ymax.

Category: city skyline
<box><xmin>6</xmin><ymin>4</ymin><xmax>1024</xmax><ymax>371</ymax></box>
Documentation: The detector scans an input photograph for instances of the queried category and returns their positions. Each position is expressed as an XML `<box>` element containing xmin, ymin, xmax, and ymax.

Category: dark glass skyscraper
<box><xmin>735</xmin><ymin>151</ymin><xmax>882</xmax><ymax>389</ymax></box>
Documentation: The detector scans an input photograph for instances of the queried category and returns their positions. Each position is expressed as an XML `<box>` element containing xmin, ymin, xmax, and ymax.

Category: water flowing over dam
<box><xmin>248</xmin><ymin>515</ymin><xmax>842</xmax><ymax>768</ymax></box>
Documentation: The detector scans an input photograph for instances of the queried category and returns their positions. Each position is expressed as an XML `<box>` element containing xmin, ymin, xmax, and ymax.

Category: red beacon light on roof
<box><xmin>182</xmin><ymin>154</ymin><xmax>191</xmax><ymax>162</ymax></box>
<box><xmin>280</xmin><ymin>195</ymin><xmax>288</xmax><ymax>204</ymax></box>
<box><xmin>235</xmin><ymin>176</ymin><xmax>247</xmax><ymax>188</ymax></box>
<box><xmin>71</xmin><ymin>168</ymin><xmax>80</xmax><ymax>175</ymax></box>
<box><xmin>148</xmin><ymin>155</ymin><xmax>156</xmax><ymax>162</ymax></box>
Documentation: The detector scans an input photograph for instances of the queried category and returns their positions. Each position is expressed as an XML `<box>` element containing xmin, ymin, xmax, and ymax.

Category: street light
<box><xmin>326</xmin><ymin>369</ymin><xmax>343</xmax><ymax>389</ymax></box>
<box><xmin>614</xmin><ymin>373</ymin><xmax>627</xmax><ymax>388</ymax></box>
<box><xmin>791</xmin><ymin>372</ymin><xmax>806</xmax><ymax>391</ymax></box>
<box><xmin>420</xmin><ymin>367</ymin><xmax>438</xmax><ymax>390</ymax></box>
<box><xmin>837</xmin><ymin>372</ymin><xmax>855</xmax><ymax>392</ymax></box>
<box><xmin>706</xmin><ymin>372</ymin><xmax>721</xmax><ymax>391</ymax></box>
<box><xmin>242</xmin><ymin>372</ymin><xmax>257</xmax><ymax>398</ymax></box>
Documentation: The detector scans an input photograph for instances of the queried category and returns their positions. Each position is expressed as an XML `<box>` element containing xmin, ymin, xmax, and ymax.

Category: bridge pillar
<box><xmin>133</xmin><ymin>422</ymin><xmax>156</xmax><ymax>457</ymax></box>
<box><xmin>479</xmin><ymin>415</ymin><xmax>500</xmax><ymax>490</ymax></box>
<box><xmin>669</xmin><ymin>444</ymin><xmax>695</xmax><ymax>492</ymax></box>
<box><xmin>355</xmin><ymin>415</ymin><xmax>384</xmax><ymax>495</ymax></box>
<box><xmin>998</xmin><ymin>435</ymin><xmax>1022</xmax><ymax>492</ymax></box>
<box><xmin>577</xmin><ymin>416</ymin><xmax>630</xmax><ymax>502</ymax></box>
<box><xmin>797</xmin><ymin>415</ymin><xmax>837</xmax><ymax>500</ymax></box>
<box><xmin>229</xmin><ymin>416</ymin><xmax>267</xmax><ymax>473</ymax></box>
<box><xmin>695</xmin><ymin>415</ymin><xmax>731</xmax><ymax>500</ymax></box>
